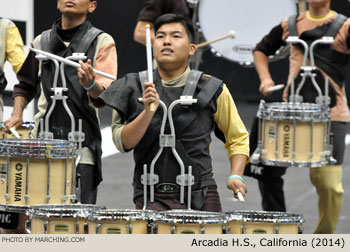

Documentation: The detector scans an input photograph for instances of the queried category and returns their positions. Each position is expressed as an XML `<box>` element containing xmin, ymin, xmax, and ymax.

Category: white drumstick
<box><xmin>145</xmin><ymin>24</ymin><xmax>155</xmax><ymax>112</ymax></box>
<box><xmin>30</xmin><ymin>48</ymin><xmax>116</xmax><ymax>80</ymax></box>
<box><xmin>10</xmin><ymin>127</ymin><xmax>21</xmax><ymax>139</ymax></box>
<box><xmin>196</xmin><ymin>30</ymin><xmax>235</xmax><ymax>49</ymax></box>
<box><xmin>237</xmin><ymin>192</ymin><xmax>245</xmax><ymax>203</ymax></box>
<box><xmin>268</xmin><ymin>84</ymin><xmax>285</xmax><ymax>92</ymax></box>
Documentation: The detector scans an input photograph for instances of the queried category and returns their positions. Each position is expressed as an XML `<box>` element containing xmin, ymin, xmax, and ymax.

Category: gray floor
<box><xmin>97</xmin><ymin>101</ymin><xmax>350</xmax><ymax>234</ymax></box>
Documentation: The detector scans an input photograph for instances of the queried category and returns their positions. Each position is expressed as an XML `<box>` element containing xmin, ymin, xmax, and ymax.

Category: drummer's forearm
<box><xmin>11</xmin><ymin>96</ymin><xmax>27</xmax><ymax>116</ymax></box>
<box><xmin>229</xmin><ymin>154</ymin><xmax>247</xmax><ymax>177</ymax></box>
<box><xmin>253</xmin><ymin>51</ymin><xmax>272</xmax><ymax>82</ymax></box>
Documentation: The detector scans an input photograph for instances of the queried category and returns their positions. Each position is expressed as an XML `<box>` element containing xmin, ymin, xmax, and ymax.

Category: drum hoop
<box><xmin>152</xmin><ymin>210</ymin><xmax>226</xmax><ymax>224</ymax></box>
<box><xmin>226</xmin><ymin>210</ymin><xmax>304</xmax><ymax>223</ymax></box>
<box><xmin>90</xmin><ymin>209</ymin><xmax>152</xmax><ymax>221</ymax></box>
<box><xmin>0</xmin><ymin>204</ymin><xmax>30</xmax><ymax>213</ymax></box>
<box><xmin>0</xmin><ymin>138</ymin><xmax>77</xmax><ymax>158</ymax></box>
<box><xmin>28</xmin><ymin>204</ymin><xmax>105</xmax><ymax>218</ymax></box>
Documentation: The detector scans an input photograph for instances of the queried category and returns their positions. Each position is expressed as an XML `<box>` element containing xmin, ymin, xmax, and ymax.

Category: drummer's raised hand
<box><xmin>259</xmin><ymin>78</ymin><xmax>275</xmax><ymax>96</ymax></box>
<box><xmin>143</xmin><ymin>82</ymin><xmax>159</xmax><ymax>112</ymax></box>
<box><xmin>77</xmin><ymin>59</ymin><xmax>105</xmax><ymax>98</ymax></box>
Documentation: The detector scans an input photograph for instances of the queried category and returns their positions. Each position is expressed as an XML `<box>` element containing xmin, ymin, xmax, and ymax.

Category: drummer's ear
<box><xmin>189</xmin><ymin>44</ymin><xmax>196</xmax><ymax>56</ymax></box>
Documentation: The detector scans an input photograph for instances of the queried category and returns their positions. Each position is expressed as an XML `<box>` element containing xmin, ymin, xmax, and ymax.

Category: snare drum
<box><xmin>0</xmin><ymin>121</ymin><xmax>34</xmax><ymax>139</ymax></box>
<box><xmin>252</xmin><ymin>102</ymin><xmax>332</xmax><ymax>168</ymax></box>
<box><xmin>0</xmin><ymin>139</ymin><xmax>77</xmax><ymax>211</ymax></box>
<box><xmin>198</xmin><ymin>0</ymin><xmax>296</xmax><ymax>65</ymax></box>
<box><xmin>26</xmin><ymin>204</ymin><xmax>104</xmax><ymax>234</ymax></box>
<box><xmin>151</xmin><ymin>210</ymin><xmax>226</xmax><ymax>234</ymax></box>
<box><xmin>88</xmin><ymin>209</ymin><xmax>153</xmax><ymax>234</ymax></box>
<box><xmin>226</xmin><ymin>210</ymin><xmax>304</xmax><ymax>234</ymax></box>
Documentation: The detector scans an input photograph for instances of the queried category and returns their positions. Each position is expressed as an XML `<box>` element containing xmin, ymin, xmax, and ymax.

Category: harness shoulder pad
<box><xmin>288</xmin><ymin>14</ymin><xmax>298</xmax><ymax>37</ymax></box>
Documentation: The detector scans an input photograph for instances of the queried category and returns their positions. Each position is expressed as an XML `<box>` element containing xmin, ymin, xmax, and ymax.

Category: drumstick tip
<box><xmin>229</xmin><ymin>30</ymin><xmax>236</xmax><ymax>38</ymax></box>
<box><xmin>237</xmin><ymin>192</ymin><xmax>245</xmax><ymax>203</ymax></box>
<box><xmin>145</xmin><ymin>24</ymin><xmax>151</xmax><ymax>29</ymax></box>
<box><xmin>10</xmin><ymin>127</ymin><xmax>21</xmax><ymax>139</ymax></box>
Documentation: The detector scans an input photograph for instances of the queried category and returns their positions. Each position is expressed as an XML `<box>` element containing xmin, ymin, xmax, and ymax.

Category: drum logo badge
<box><xmin>232</xmin><ymin>45</ymin><xmax>253</xmax><ymax>55</ymax></box>
<box><xmin>14</xmin><ymin>163</ymin><xmax>23</xmax><ymax>201</ymax></box>
<box><xmin>283</xmin><ymin>125</ymin><xmax>291</xmax><ymax>158</ymax></box>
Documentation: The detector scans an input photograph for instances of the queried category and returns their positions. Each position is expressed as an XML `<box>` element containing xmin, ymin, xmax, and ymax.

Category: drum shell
<box><xmin>226</xmin><ymin>210</ymin><xmax>304</xmax><ymax>234</ymax></box>
<box><xmin>0</xmin><ymin>139</ymin><xmax>77</xmax><ymax>210</ymax></box>
<box><xmin>151</xmin><ymin>210</ymin><xmax>226</xmax><ymax>234</ymax></box>
<box><xmin>26</xmin><ymin>204</ymin><xmax>104</xmax><ymax>234</ymax></box>
<box><xmin>88</xmin><ymin>209</ymin><xmax>152</xmax><ymax>234</ymax></box>
<box><xmin>256</xmin><ymin>102</ymin><xmax>331</xmax><ymax>167</ymax></box>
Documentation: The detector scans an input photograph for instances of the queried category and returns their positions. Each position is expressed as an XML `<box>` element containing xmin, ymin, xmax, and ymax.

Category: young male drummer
<box><xmin>2</xmin><ymin>0</ymin><xmax>117</xmax><ymax>233</ymax></box>
<box><xmin>99</xmin><ymin>14</ymin><xmax>249</xmax><ymax>211</ymax></box>
<box><xmin>252</xmin><ymin>0</ymin><xmax>350</xmax><ymax>233</ymax></box>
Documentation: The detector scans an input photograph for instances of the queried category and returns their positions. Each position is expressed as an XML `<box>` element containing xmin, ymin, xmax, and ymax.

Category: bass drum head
<box><xmin>198</xmin><ymin>0</ymin><xmax>297</xmax><ymax>65</ymax></box>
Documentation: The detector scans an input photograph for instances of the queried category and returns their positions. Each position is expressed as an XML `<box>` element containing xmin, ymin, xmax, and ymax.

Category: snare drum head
<box><xmin>198</xmin><ymin>0</ymin><xmax>296</xmax><ymax>64</ymax></box>
<box><xmin>152</xmin><ymin>210</ymin><xmax>225</xmax><ymax>224</ymax></box>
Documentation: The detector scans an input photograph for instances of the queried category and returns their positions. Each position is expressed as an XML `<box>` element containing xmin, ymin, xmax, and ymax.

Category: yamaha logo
<box><xmin>15</xmin><ymin>163</ymin><xmax>23</xmax><ymax>172</ymax></box>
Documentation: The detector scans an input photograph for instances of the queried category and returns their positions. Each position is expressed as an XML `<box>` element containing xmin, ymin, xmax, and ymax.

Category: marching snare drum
<box><xmin>26</xmin><ymin>204</ymin><xmax>104</xmax><ymax>234</ymax></box>
<box><xmin>198</xmin><ymin>0</ymin><xmax>296</xmax><ymax>65</ymax></box>
<box><xmin>88</xmin><ymin>209</ymin><xmax>153</xmax><ymax>234</ymax></box>
<box><xmin>150</xmin><ymin>210</ymin><xmax>226</xmax><ymax>234</ymax></box>
<box><xmin>0</xmin><ymin>121</ymin><xmax>34</xmax><ymax>139</ymax></box>
<box><xmin>252</xmin><ymin>102</ymin><xmax>332</xmax><ymax>168</ymax></box>
<box><xmin>0</xmin><ymin>139</ymin><xmax>77</xmax><ymax>212</ymax></box>
<box><xmin>226</xmin><ymin>210</ymin><xmax>304</xmax><ymax>234</ymax></box>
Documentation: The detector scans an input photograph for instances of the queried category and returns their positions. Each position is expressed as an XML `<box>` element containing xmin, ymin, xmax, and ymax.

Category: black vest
<box><xmin>40</xmin><ymin>20</ymin><xmax>103</xmax><ymax>186</ymax></box>
<box><xmin>98</xmin><ymin>70</ymin><xmax>224</xmax><ymax>197</ymax></box>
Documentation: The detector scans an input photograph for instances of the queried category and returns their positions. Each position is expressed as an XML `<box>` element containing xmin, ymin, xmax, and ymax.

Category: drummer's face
<box><xmin>57</xmin><ymin>0</ymin><xmax>96</xmax><ymax>16</ymax></box>
<box><xmin>153</xmin><ymin>22</ymin><xmax>196</xmax><ymax>67</ymax></box>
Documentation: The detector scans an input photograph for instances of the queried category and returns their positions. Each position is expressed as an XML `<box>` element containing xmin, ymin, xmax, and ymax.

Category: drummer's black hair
<box><xmin>154</xmin><ymin>14</ymin><xmax>193</xmax><ymax>42</ymax></box>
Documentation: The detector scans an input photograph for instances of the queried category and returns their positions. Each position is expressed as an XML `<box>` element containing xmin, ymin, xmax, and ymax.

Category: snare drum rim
<box><xmin>0</xmin><ymin>138</ymin><xmax>78</xmax><ymax>158</ymax></box>
<box><xmin>226</xmin><ymin>210</ymin><xmax>304</xmax><ymax>224</ymax></box>
<box><xmin>89</xmin><ymin>209</ymin><xmax>153</xmax><ymax>221</ymax></box>
<box><xmin>151</xmin><ymin>210</ymin><xmax>226</xmax><ymax>224</ymax></box>
<box><xmin>27</xmin><ymin>204</ymin><xmax>105</xmax><ymax>218</ymax></box>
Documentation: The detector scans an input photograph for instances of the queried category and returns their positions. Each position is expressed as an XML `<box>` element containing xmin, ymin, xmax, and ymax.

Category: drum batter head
<box><xmin>152</xmin><ymin>209</ymin><xmax>226</xmax><ymax>224</ymax></box>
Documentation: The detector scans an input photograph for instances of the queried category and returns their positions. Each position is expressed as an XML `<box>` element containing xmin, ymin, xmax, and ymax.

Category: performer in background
<box><xmin>3</xmin><ymin>0</ymin><xmax>117</xmax><ymax>234</ymax></box>
<box><xmin>252</xmin><ymin>0</ymin><xmax>349</xmax><ymax>233</ymax></box>
<box><xmin>0</xmin><ymin>17</ymin><xmax>25</xmax><ymax>121</ymax></box>
<box><xmin>99</xmin><ymin>14</ymin><xmax>249</xmax><ymax>211</ymax></box>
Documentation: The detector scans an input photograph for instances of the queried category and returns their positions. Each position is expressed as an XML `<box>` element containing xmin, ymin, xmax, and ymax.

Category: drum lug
<box><xmin>25</xmin><ymin>219</ymin><xmax>32</xmax><ymax>234</ymax></box>
<box><xmin>84</xmin><ymin>222</ymin><xmax>89</xmax><ymax>234</ymax></box>
<box><xmin>298</xmin><ymin>223</ymin><xmax>304</xmax><ymax>234</ymax></box>
<box><xmin>223</xmin><ymin>225</ymin><xmax>229</xmax><ymax>234</ymax></box>
<box><xmin>24</xmin><ymin>195</ymin><xmax>29</xmax><ymax>205</ymax></box>
<box><xmin>274</xmin><ymin>225</ymin><xmax>279</xmax><ymax>234</ymax></box>
<box><xmin>151</xmin><ymin>223</ymin><xmax>158</xmax><ymax>234</ymax></box>
<box><xmin>5</xmin><ymin>193</ymin><xmax>9</xmax><ymax>204</ymax></box>
<box><xmin>171</xmin><ymin>225</ymin><xmax>176</xmax><ymax>234</ymax></box>
<box><xmin>127</xmin><ymin>222</ymin><xmax>133</xmax><ymax>234</ymax></box>
<box><xmin>44</xmin><ymin>220</ymin><xmax>49</xmax><ymax>234</ymax></box>
<box><xmin>200</xmin><ymin>225</ymin><xmax>205</xmax><ymax>234</ymax></box>
<box><xmin>75</xmin><ymin>220</ymin><xmax>79</xmax><ymax>234</ymax></box>
<box><xmin>240</xmin><ymin>223</ymin><xmax>246</xmax><ymax>234</ymax></box>
<box><xmin>95</xmin><ymin>223</ymin><xmax>101</xmax><ymax>234</ymax></box>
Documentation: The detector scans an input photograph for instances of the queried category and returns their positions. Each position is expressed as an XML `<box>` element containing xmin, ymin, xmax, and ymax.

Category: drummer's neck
<box><xmin>308</xmin><ymin>3</ymin><xmax>331</xmax><ymax>18</ymax></box>
<box><xmin>61</xmin><ymin>15</ymin><xmax>87</xmax><ymax>30</ymax></box>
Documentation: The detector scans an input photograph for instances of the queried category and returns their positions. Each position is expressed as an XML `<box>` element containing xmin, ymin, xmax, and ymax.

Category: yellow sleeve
<box><xmin>214</xmin><ymin>84</ymin><xmax>250</xmax><ymax>160</ymax></box>
<box><xmin>5</xmin><ymin>25</ymin><xmax>25</xmax><ymax>73</ymax></box>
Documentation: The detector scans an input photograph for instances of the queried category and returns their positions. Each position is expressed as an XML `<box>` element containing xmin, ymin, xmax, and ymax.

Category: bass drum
<box><xmin>198</xmin><ymin>0</ymin><xmax>297</xmax><ymax>65</ymax></box>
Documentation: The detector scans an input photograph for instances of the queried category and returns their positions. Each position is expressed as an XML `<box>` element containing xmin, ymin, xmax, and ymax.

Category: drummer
<box><xmin>3</xmin><ymin>0</ymin><xmax>117</xmax><ymax>233</ymax></box>
<box><xmin>0</xmin><ymin>17</ymin><xmax>26</xmax><ymax>234</ymax></box>
<box><xmin>134</xmin><ymin>0</ymin><xmax>203</xmax><ymax>69</ymax></box>
<box><xmin>98</xmin><ymin>14</ymin><xmax>249</xmax><ymax>211</ymax></box>
<box><xmin>252</xmin><ymin>0</ymin><xmax>349</xmax><ymax>234</ymax></box>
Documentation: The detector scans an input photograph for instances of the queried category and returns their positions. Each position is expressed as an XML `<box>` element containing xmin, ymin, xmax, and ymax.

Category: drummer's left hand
<box><xmin>77</xmin><ymin>59</ymin><xmax>96</xmax><ymax>89</ymax></box>
<box><xmin>227</xmin><ymin>177</ymin><xmax>247</xmax><ymax>199</ymax></box>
